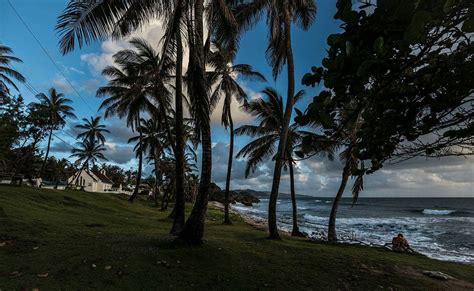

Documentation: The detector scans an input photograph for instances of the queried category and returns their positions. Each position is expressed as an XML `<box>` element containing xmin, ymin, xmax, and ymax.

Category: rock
<box><xmin>104</xmin><ymin>266</ymin><xmax>112</xmax><ymax>271</ymax></box>
<box><xmin>37</xmin><ymin>272</ymin><xmax>49</xmax><ymax>278</ymax></box>
<box><xmin>33</xmin><ymin>246</ymin><xmax>39</xmax><ymax>250</ymax></box>
<box><xmin>422</xmin><ymin>270</ymin><xmax>453</xmax><ymax>281</ymax></box>
<box><xmin>207</xmin><ymin>183</ymin><xmax>260</xmax><ymax>206</ymax></box>
<box><xmin>91</xmin><ymin>264</ymin><xmax>97</xmax><ymax>268</ymax></box>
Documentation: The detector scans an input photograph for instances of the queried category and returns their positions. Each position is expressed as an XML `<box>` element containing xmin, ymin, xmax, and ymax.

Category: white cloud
<box><xmin>80</xmin><ymin>20</ymin><xmax>169</xmax><ymax>76</ymax></box>
<box><xmin>52</xmin><ymin>76</ymin><xmax>73</xmax><ymax>93</ymax></box>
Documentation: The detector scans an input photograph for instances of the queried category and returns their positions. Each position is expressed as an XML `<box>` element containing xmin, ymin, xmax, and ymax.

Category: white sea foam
<box><xmin>422</xmin><ymin>209</ymin><xmax>456</xmax><ymax>215</ymax></box>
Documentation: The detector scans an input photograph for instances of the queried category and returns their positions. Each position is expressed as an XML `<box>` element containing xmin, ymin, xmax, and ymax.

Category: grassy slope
<box><xmin>1</xmin><ymin>186</ymin><xmax>473</xmax><ymax>290</ymax></box>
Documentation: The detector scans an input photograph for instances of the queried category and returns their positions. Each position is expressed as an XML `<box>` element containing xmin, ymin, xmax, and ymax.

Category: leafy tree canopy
<box><xmin>298</xmin><ymin>0</ymin><xmax>474</xmax><ymax>173</ymax></box>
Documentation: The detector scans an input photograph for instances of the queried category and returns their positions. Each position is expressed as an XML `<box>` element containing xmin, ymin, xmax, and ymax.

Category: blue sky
<box><xmin>1</xmin><ymin>0</ymin><xmax>473</xmax><ymax>197</ymax></box>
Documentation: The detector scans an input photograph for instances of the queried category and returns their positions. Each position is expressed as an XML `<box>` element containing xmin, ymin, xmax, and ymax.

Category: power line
<box><xmin>7</xmin><ymin>0</ymin><xmax>96</xmax><ymax>113</ymax></box>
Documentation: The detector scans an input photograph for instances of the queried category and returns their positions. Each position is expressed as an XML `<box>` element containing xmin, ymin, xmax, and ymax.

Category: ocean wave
<box><xmin>422</xmin><ymin>209</ymin><xmax>456</xmax><ymax>215</ymax></box>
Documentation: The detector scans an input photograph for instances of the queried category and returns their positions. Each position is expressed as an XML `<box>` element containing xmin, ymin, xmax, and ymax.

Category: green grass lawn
<box><xmin>1</xmin><ymin>186</ymin><xmax>473</xmax><ymax>290</ymax></box>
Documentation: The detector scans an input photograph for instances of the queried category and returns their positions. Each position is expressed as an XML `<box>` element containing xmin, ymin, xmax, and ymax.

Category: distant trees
<box><xmin>75</xmin><ymin>116</ymin><xmax>110</xmax><ymax>145</ymax></box>
<box><xmin>32</xmin><ymin>88</ymin><xmax>76</xmax><ymax>179</ymax></box>
<box><xmin>43</xmin><ymin>157</ymin><xmax>74</xmax><ymax>188</ymax></box>
<box><xmin>1</xmin><ymin>95</ymin><xmax>46</xmax><ymax>178</ymax></box>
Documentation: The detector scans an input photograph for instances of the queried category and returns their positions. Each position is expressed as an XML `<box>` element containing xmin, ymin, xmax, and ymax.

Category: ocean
<box><xmin>232</xmin><ymin>195</ymin><xmax>474</xmax><ymax>264</ymax></box>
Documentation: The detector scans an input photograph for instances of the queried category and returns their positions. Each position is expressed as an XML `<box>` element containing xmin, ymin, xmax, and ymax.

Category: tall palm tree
<box><xmin>33</xmin><ymin>88</ymin><xmax>76</xmax><ymax>179</ymax></box>
<box><xmin>177</xmin><ymin>0</ymin><xmax>213</xmax><ymax>245</ymax></box>
<box><xmin>235</xmin><ymin>87</ymin><xmax>310</xmax><ymax>236</ymax></box>
<box><xmin>0</xmin><ymin>44</ymin><xmax>26</xmax><ymax>97</ymax></box>
<box><xmin>75</xmin><ymin>116</ymin><xmax>110</xmax><ymax>144</ymax></box>
<box><xmin>70</xmin><ymin>139</ymin><xmax>107</xmax><ymax>187</ymax></box>
<box><xmin>96</xmin><ymin>52</ymin><xmax>154</xmax><ymax>202</ymax></box>
<box><xmin>233</xmin><ymin>0</ymin><xmax>317</xmax><ymax>239</ymax></box>
<box><xmin>207</xmin><ymin>46</ymin><xmax>266</xmax><ymax>224</ymax></box>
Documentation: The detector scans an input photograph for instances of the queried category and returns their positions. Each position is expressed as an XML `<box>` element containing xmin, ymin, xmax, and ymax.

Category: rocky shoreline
<box><xmin>208</xmin><ymin>183</ymin><xmax>261</xmax><ymax>206</ymax></box>
<box><xmin>208</xmin><ymin>201</ymin><xmax>293</xmax><ymax>236</ymax></box>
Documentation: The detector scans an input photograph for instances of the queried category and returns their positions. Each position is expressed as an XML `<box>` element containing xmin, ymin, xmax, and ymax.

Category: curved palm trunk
<box><xmin>223</xmin><ymin>102</ymin><xmax>234</xmax><ymax>225</ymax></box>
<box><xmin>180</xmin><ymin>123</ymin><xmax>211</xmax><ymax>244</ymax></box>
<box><xmin>39</xmin><ymin>127</ymin><xmax>54</xmax><ymax>181</ymax></box>
<box><xmin>129</xmin><ymin>118</ymin><xmax>143</xmax><ymax>202</ymax></box>
<box><xmin>267</xmin><ymin>5</ymin><xmax>295</xmax><ymax>240</ymax></box>
<box><xmin>153</xmin><ymin>148</ymin><xmax>161</xmax><ymax>207</ymax></box>
<box><xmin>171</xmin><ymin>30</ymin><xmax>186</xmax><ymax>235</ymax></box>
<box><xmin>328</xmin><ymin>161</ymin><xmax>351</xmax><ymax>242</ymax></box>
<box><xmin>179</xmin><ymin>0</ymin><xmax>211</xmax><ymax>245</ymax></box>
<box><xmin>289</xmin><ymin>161</ymin><xmax>302</xmax><ymax>236</ymax></box>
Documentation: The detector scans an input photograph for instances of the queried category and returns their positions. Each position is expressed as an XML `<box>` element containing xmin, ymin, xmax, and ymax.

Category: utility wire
<box><xmin>7</xmin><ymin>0</ymin><xmax>96</xmax><ymax>113</ymax></box>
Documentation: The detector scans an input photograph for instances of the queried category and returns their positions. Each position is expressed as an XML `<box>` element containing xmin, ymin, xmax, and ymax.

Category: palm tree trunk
<box><xmin>267</xmin><ymin>5</ymin><xmax>295</xmax><ymax>240</ymax></box>
<box><xmin>153</xmin><ymin>148</ymin><xmax>161</xmax><ymax>208</ymax></box>
<box><xmin>180</xmin><ymin>122</ymin><xmax>211</xmax><ymax>244</ymax></box>
<box><xmin>289</xmin><ymin>160</ymin><xmax>302</xmax><ymax>236</ymax></box>
<box><xmin>328</xmin><ymin>161</ymin><xmax>351</xmax><ymax>242</ymax></box>
<box><xmin>39</xmin><ymin>127</ymin><xmax>53</xmax><ymax>181</ymax></box>
<box><xmin>161</xmin><ymin>191</ymin><xmax>169</xmax><ymax>211</ymax></box>
<box><xmin>223</xmin><ymin>100</ymin><xmax>234</xmax><ymax>225</ymax></box>
<box><xmin>171</xmin><ymin>29</ymin><xmax>186</xmax><ymax>235</ymax></box>
<box><xmin>179</xmin><ymin>0</ymin><xmax>210</xmax><ymax>245</ymax></box>
<box><xmin>129</xmin><ymin>118</ymin><xmax>143</xmax><ymax>202</ymax></box>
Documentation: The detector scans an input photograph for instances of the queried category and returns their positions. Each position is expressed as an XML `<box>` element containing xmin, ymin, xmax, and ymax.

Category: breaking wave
<box><xmin>422</xmin><ymin>209</ymin><xmax>456</xmax><ymax>215</ymax></box>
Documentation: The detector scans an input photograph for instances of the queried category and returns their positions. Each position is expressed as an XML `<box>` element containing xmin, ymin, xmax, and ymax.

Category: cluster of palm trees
<box><xmin>54</xmin><ymin>0</ymin><xmax>318</xmax><ymax>244</ymax></box>
<box><xmin>69</xmin><ymin>116</ymin><xmax>109</xmax><ymax>187</ymax></box>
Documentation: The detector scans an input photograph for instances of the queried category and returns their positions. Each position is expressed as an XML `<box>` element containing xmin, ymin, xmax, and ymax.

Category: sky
<box><xmin>1</xmin><ymin>0</ymin><xmax>473</xmax><ymax>197</ymax></box>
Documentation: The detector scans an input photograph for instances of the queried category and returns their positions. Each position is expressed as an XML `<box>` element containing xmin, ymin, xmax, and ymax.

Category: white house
<box><xmin>67</xmin><ymin>169</ymin><xmax>113</xmax><ymax>193</ymax></box>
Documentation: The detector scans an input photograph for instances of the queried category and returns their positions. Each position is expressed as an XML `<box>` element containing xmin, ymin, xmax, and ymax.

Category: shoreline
<box><xmin>210</xmin><ymin>201</ymin><xmax>474</xmax><ymax>266</ymax></box>
<box><xmin>209</xmin><ymin>201</ymin><xmax>292</xmax><ymax>236</ymax></box>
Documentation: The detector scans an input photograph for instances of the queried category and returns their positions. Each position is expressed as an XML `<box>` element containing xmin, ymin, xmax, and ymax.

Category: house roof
<box><xmin>92</xmin><ymin>170</ymin><xmax>113</xmax><ymax>185</ymax></box>
<box><xmin>84</xmin><ymin>170</ymin><xmax>98</xmax><ymax>182</ymax></box>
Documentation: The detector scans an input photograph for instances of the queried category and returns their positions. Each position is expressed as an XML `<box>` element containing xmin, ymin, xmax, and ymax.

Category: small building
<box><xmin>67</xmin><ymin>169</ymin><xmax>113</xmax><ymax>192</ymax></box>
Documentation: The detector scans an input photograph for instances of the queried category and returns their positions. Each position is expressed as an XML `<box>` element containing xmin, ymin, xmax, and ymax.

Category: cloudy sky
<box><xmin>1</xmin><ymin>0</ymin><xmax>472</xmax><ymax>197</ymax></box>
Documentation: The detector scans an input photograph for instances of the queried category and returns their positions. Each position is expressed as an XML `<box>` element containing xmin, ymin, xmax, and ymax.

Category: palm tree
<box><xmin>233</xmin><ymin>0</ymin><xmax>317</xmax><ymax>239</ymax></box>
<box><xmin>96</xmin><ymin>51</ymin><xmax>154</xmax><ymax>202</ymax></box>
<box><xmin>235</xmin><ymin>87</ymin><xmax>311</xmax><ymax>236</ymax></box>
<box><xmin>75</xmin><ymin>116</ymin><xmax>110</xmax><ymax>144</ymax></box>
<box><xmin>70</xmin><ymin>139</ymin><xmax>107</xmax><ymax>187</ymax></box>
<box><xmin>327</xmin><ymin>111</ymin><xmax>364</xmax><ymax>242</ymax></box>
<box><xmin>207</xmin><ymin>46</ymin><xmax>266</xmax><ymax>224</ymax></box>
<box><xmin>33</xmin><ymin>88</ymin><xmax>76</xmax><ymax>179</ymax></box>
<box><xmin>0</xmin><ymin>44</ymin><xmax>26</xmax><ymax>97</ymax></box>
<box><xmin>128</xmin><ymin>118</ymin><xmax>167</xmax><ymax>207</ymax></box>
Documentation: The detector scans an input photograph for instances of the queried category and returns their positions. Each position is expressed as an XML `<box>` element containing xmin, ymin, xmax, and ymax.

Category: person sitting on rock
<box><xmin>392</xmin><ymin>233</ymin><xmax>410</xmax><ymax>252</ymax></box>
